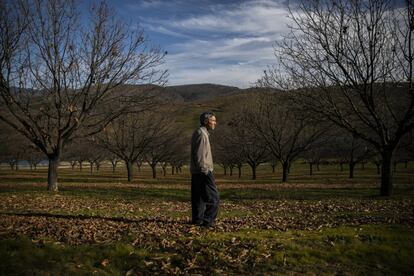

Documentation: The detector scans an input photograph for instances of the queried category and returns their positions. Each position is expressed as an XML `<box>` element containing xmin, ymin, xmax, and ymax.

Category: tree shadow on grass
<box><xmin>60</xmin><ymin>187</ymin><xmax>191</xmax><ymax>202</ymax></box>
<box><xmin>0</xmin><ymin>211</ymin><xmax>184</xmax><ymax>224</ymax></box>
<box><xmin>60</xmin><ymin>187</ymin><xmax>377</xmax><ymax>202</ymax></box>
<box><xmin>220</xmin><ymin>187</ymin><xmax>414</xmax><ymax>201</ymax></box>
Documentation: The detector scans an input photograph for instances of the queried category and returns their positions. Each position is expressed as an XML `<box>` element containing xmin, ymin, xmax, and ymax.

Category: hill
<box><xmin>172</xmin><ymin>87</ymin><xmax>270</xmax><ymax>135</ymax></box>
<box><xmin>164</xmin><ymin>83</ymin><xmax>241</xmax><ymax>102</ymax></box>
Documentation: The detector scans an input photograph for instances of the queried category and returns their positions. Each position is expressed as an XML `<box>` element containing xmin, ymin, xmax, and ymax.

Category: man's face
<box><xmin>206</xmin><ymin>115</ymin><xmax>217</xmax><ymax>130</ymax></box>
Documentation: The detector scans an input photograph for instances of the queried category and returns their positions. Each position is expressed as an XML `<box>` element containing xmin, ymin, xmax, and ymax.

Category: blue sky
<box><xmin>91</xmin><ymin>0</ymin><xmax>291</xmax><ymax>88</ymax></box>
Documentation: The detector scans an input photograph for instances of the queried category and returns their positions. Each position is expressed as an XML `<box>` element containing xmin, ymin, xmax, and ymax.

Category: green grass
<box><xmin>1</xmin><ymin>183</ymin><xmax>413</xmax><ymax>202</ymax></box>
<box><xmin>1</xmin><ymin>224</ymin><xmax>413</xmax><ymax>275</ymax></box>
<box><xmin>0</xmin><ymin>237</ymin><xmax>150</xmax><ymax>275</ymax></box>
<box><xmin>1</xmin><ymin>160</ymin><xmax>413</xmax><ymax>188</ymax></box>
<box><xmin>202</xmin><ymin>224</ymin><xmax>414</xmax><ymax>275</ymax></box>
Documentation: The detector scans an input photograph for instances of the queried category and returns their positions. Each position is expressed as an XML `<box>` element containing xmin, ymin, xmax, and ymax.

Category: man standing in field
<box><xmin>190</xmin><ymin>112</ymin><xmax>219</xmax><ymax>227</ymax></box>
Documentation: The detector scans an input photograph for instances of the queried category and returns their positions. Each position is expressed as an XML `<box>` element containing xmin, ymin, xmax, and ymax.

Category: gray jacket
<box><xmin>190</xmin><ymin>126</ymin><xmax>214</xmax><ymax>175</ymax></box>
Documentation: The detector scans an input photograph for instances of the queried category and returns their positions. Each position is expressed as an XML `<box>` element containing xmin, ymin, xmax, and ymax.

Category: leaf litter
<box><xmin>0</xmin><ymin>192</ymin><xmax>413</xmax><ymax>274</ymax></box>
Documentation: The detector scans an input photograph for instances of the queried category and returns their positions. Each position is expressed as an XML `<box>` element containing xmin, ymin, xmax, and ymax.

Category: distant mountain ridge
<box><xmin>8</xmin><ymin>83</ymin><xmax>249</xmax><ymax>103</ymax></box>
<box><xmin>164</xmin><ymin>83</ymin><xmax>241</xmax><ymax>102</ymax></box>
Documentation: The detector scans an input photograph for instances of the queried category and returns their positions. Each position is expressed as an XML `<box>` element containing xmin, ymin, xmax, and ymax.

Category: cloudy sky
<box><xmin>97</xmin><ymin>0</ymin><xmax>292</xmax><ymax>88</ymax></box>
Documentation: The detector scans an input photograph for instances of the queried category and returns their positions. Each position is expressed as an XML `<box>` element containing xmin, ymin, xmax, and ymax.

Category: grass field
<box><xmin>1</xmin><ymin>162</ymin><xmax>413</xmax><ymax>275</ymax></box>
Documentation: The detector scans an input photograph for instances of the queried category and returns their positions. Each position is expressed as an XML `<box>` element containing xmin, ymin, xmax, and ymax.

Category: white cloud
<box><xmin>163</xmin><ymin>36</ymin><xmax>278</xmax><ymax>88</ymax></box>
<box><xmin>127</xmin><ymin>0</ymin><xmax>177</xmax><ymax>9</ymax></box>
<box><xmin>153</xmin><ymin>0</ymin><xmax>290</xmax><ymax>36</ymax></box>
<box><xmin>166</xmin><ymin>36</ymin><xmax>275</xmax><ymax>67</ymax></box>
<box><xmin>143</xmin><ymin>24</ymin><xmax>192</xmax><ymax>39</ymax></box>
<box><xmin>138</xmin><ymin>0</ymin><xmax>290</xmax><ymax>87</ymax></box>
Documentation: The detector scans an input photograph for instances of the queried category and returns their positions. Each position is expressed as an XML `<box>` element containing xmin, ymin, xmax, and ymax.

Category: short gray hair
<box><xmin>200</xmin><ymin>112</ymin><xmax>215</xmax><ymax>126</ymax></box>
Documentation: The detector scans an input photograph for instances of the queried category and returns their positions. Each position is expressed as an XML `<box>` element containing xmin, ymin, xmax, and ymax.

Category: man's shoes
<box><xmin>191</xmin><ymin>220</ymin><xmax>216</xmax><ymax>228</ymax></box>
<box><xmin>201</xmin><ymin>221</ymin><xmax>215</xmax><ymax>228</ymax></box>
<box><xmin>191</xmin><ymin>220</ymin><xmax>204</xmax><ymax>226</ymax></box>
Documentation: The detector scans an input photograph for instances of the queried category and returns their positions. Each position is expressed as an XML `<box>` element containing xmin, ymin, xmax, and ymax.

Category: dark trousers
<box><xmin>191</xmin><ymin>172</ymin><xmax>219</xmax><ymax>224</ymax></box>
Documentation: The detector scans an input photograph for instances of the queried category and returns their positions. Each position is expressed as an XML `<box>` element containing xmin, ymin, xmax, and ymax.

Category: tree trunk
<box><xmin>361</xmin><ymin>162</ymin><xmax>365</xmax><ymax>170</ymax></box>
<box><xmin>126</xmin><ymin>160</ymin><xmax>133</xmax><ymax>182</ymax></box>
<box><xmin>229</xmin><ymin>166</ymin><xmax>233</xmax><ymax>176</ymax></box>
<box><xmin>393</xmin><ymin>161</ymin><xmax>397</xmax><ymax>173</ymax></box>
<box><xmin>282</xmin><ymin>162</ymin><xmax>289</xmax><ymax>182</ymax></box>
<box><xmin>238</xmin><ymin>165</ymin><xmax>242</xmax><ymax>178</ymax></box>
<box><xmin>376</xmin><ymin>163</ymin><xmax>381</xmax><ymax>175</ymax></box>
<box><xmin>271</xmin><ymin>164</ymin><xmax>276</xmax><ymax>173</ymax></box>
<box><xmin>79</xmin><ymin>161</ymin><xmax>83</xmax><ymax>171</ymax></box>
<box><xmin>90</xmin><ymin>162</ymin><xmax>93</xmax><ymax>175</ymax></box>
<box><xmin>223</xmin><ymin>166</ymin><xmax>227</xmax><ymax>175</ymax></box>
<box><xmin>151</xmin><ymin>164</ymin><xmax>157</xmax><ymax>179</ymax></box>
<box><xmin>309</xmin><ymin>162</ymin><xmax>313</xmax><ymax>176</ymax></box>
<box><xmin>339</xmin><ymin>162</ymin><xmax>344</xmax><ymax>171</ymax></box>
<box><xmin>250</xmin><ymin>164</ymin><xmax>257</xmax><ymax>180</ymax></box>
<box><xmin>162</xmin><ymin>166</ymin><xmax>166</xmax><ymax>176</ymax></box>
<box><xmin>349</xmin><ymin>162</ymin><xmax>355</xmax><ymax>178</ymax></box>
<box><xmin>380</xmin><ymin>150</ymin><xmax>393</xmax><ymax>196</ymax></box>
<box><xmin>47</xmin><ymin>155</ymin><xmax>59</xmax><ymax>191</ymax></box>
<box><xmin>316</xmin><ymin>163</ymin><xmax>320</xmax><ymax>171</ymax></box>
<box><xmin>112</xmin><ymin>164</ymin><xmax>116</xmax><ymax>173</ymax></box>
<box><xmin>171</xmin><ymin>166</ymin><xmax>175</xmax><ymax>175</ymax></box>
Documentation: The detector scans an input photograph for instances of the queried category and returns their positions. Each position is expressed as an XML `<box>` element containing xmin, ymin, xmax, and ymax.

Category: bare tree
<box><xmin>24</xmin><ymin>144</ymin><xmax>45</xmax><ymax>170</ymax></box>
<box><xmin>136</xmin><ymin>157</ymin><xmax>144</xmax><ymax>172</ymax></box>
<box><xmin>108</xmin><ymin>154</ymin><xmax>121</xmax><ymax>173</ymax></box>
<box><xmin>144</xmin><ymin>113</ymin><xmax>181</xmax><ymax>179</ymax></box>
<box><xmin>0</xmin><ymin>139</ymin><xmax>15</xmax><ymax>170</ymax></box>
<box><xmin>0</xmin><ymin>0</ymin><xmax>166</xmax><ymax>191</ymax></box>
<box><xmin>371</xmin><ymin>154</ymin><xmax>383</xmax><ymax>175</ymax></box>
<box><xmin>223</xmin><ymin>115</ymin><xmax>268</xmax><ymax>180</ymax></box>
<box><xmin>83</xmin><ymin>139</ymin><xmax>104</xmax><ymax>175</ymax></box>
<box><xmin>246</xmin><ymin>92</ymin><xmax>324</xmax><ymax>182</ymax></box>
<box><xmin>168</xmin><ymin>135</ymin><xmax>189</xmax><ymax>176</ymax></box>
<box><xmin>63</xmin><ymin>139</ymin><xmax>91</xmax><ymax>171</ymax></box>
<box><xmin>393</xmin><ymin>130</ymin><xmax>414</xmax><ymax>170</ymax></box>
<box><xmin>302</xmin><ymin>140</ymin><xmax>332</xmax><ymax>176</ymax></box>
<box><xmin>94</xmin><ymin>112</ymin><xmax>154</xmax><ymax>182</ymax></box>
<box><xmin>261</xmin><ymin>0</ymin><xmax>414</xmax><ymax>195</ymax></box>
<box><xmin>331</xmin><ymin>131</ymin><xmax>376</xmax><ymax>178</ymax></box>
<box><xmin>269</xmin><ymin>158</ymin><xmax>278</xmax><ymax>174</ymax></box>
<box><xmin>0</xmin><ymin>123</ymin><xmax>28</xmax><ymax>170</ymax></box>
<box><xmin>213</xmin><ymin>126</ymin><xmax>244</xmax><ymax>177</ymax></box>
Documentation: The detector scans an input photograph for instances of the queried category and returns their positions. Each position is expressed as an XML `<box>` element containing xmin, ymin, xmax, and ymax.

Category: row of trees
<box><xmin>63</xmin><ymin>109</ymin><xmax>188</xmax><ymax>181</ymax></box>
<box><xmin>0</xmin><ymin>107</ymin><xmax>189</xmax><ymax>182</ymax></box>
<box><xmin>0</xmin><ymin>123</ymin><xmax>44</xmax><ymax>170</ymax></box>
<box><xmin>212</xmin><ymin>92</ymin><xmax>414</xmax><ymax>182</ymax></box>
<box><xmin>2</xmin><ymin>100</ymin><xmax>412</xmax><ymax>182</ymax></box>
<box><xmin>1</xmin><ymin>90</ymin><xmax>413</xmax><ymax>182</ymax></box>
